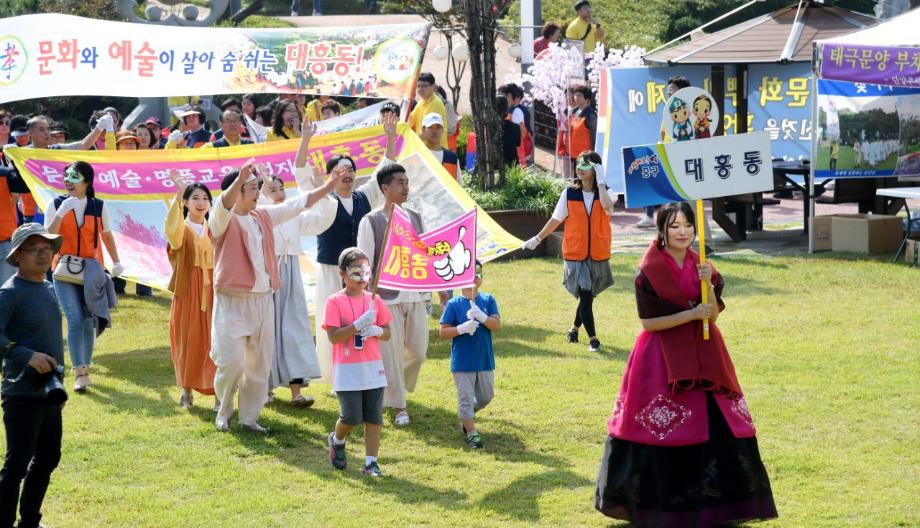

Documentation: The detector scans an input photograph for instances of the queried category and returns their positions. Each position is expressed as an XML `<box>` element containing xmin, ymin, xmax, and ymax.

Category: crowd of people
<box><xmin>0</xmin><ymin>51</ymin><xmax>776</xmax><ymax>527</ymax></box>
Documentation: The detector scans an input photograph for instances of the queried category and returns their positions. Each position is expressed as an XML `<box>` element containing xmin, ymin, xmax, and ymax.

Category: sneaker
<box><xmin>362</xmin><ymin>461</ymin><xmax>383</xmax><ymax>477</ymax></box>
<box><xmin>266</xmin><ymin>391</ymin><xmax>275</xmax><ymax>403</ymax></box>
<box><xmin>589</xmin><ymin>338</ymin><xmax>601</xmax><ymax>352</ymax></box>
<box><xmin>566</xmin><ymin>328</ymin><xmax>579</xmax><ymax>343</ymax></box>
<box><xmin>635</xmin><ymin>215</ymin><xmax>655</xmax><ymax>228</ymax></box>
<box><xmin>215</xmin><ymin>418</ymin><xmax>230</xmax><ymax>432</ymax></box>
<box><xmin>328</xmin><ymin>432</ymin><xmax>346</xmax><ymax>470</ymax></box>
<box><xmin>240</xmin><ymin>422</ymin><xmax>269</xmax><ymax>434</ymax></box>
<box><xmin>466</xmin><ymin>432</ymin><xmax>483</xmax><ymax>449</ymax></box>
<box><xmin>393</xmin><ymin>411</ymin><xmax>410</xmax><ymax>426</ymax></box>
<box><xmin>73</xmin><ymin>374</ymin><xmax>90</xmax><ymax>393</ymax></box>
<box><xmin>291</xmin><ymin>394</ymin><xmax>315</xmax><ymax>408</ymax></box>
<box><xmin>290</xmin><ymin>10</ymin><xmax>299</xmax><ymax>16</ymax></box>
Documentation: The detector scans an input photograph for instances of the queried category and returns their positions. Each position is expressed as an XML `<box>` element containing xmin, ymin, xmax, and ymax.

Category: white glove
<box><xmin>467</xmin><ymin>304</ymin><xmax>488</xmax><ymax>323</ymax></box>
<box><xmin>353</xmin><ymin>308</ymin><xmax>376</xmax><ymax>332</ymax></box>
<box><xmin>433</xmin><ymin>226</ymin><xmax>473</xmax><ymax>282</ymax></box>
<box><xmin>168</xmin><ymin>129</ymin><xmax>185</xmax><ymax>143</ymax></box>
<box><xmin>95</xmin><ymin>114</ymin><xmax>114</xmax><ymax>133</ymax></box>
<box><xmin>456</xmin><ymin>319</ymin><xmax>479</xmax><ymax>336</ymax></box>
<box><xmin>594</xmin><ymin>164</ymin><xmax>606</xmax><ymax>187</ymax></box>
<box><xmin>56</xmin><ymin>197</ymin><xmax>80</xmax><ymax>216</ymax></box>
<box><xmin>111</xmin><ymin>262</ymin><xmax>124</xmax><ymax>277</ymax></box>
<box><xmin>360</xmin><ymin>325</ymin><xmax>384</xmax><ymax>338</ymax></box>
<box><xmin>523</xmin><ymin>236</ymin><xmax>541</xmax><ymax>250</ymax></box>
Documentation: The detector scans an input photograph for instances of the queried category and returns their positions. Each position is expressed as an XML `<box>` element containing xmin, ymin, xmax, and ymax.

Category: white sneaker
<box><xmin>394</xmin><ymin>411</ymin><xmax>410</xmax><ymax>426</ymax></box>
<box><xmin>215</xmin><ymin>418</ymin><xmax>230</xmax><ymax>432</ymax></box>
<box><xmin>240</xmin><ymin>422</ymin><xmax>269</xmax><ymax>434</ymax></box>
<box><xmin>635</xmin><ymin>216</ymin><xmax>655</xmax><ymax>228</ymax></box>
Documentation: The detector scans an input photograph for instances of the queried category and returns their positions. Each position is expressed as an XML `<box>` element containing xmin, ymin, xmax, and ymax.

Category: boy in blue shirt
<box><xmin>438</xmin><ymin>262</ymin><xmax>501</xmax><ymax>449</ymax></box>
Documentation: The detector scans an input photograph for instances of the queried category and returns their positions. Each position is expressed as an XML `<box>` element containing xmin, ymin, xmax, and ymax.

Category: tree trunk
<box><xmin>463</xmin><ymin>0</ymin><xmax>505</xmax><ymax>190</ymax></box>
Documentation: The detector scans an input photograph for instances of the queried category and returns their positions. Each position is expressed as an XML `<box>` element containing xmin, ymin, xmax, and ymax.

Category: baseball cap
<box><xmin>5</xmin><ymin>223</ymin><xmax>62</xmax><ymax>266</ymax></box>
<box><xmin>10</xmin><ymin>115</ymin><xmax>29</xmax><ymax>138</ymax></box>
<box><xmin>144</xmin><ymin>117</ymin><xmax>163</xmax><ymax>127</ymax></box>
<box><xmin>422</xmin><ymin>112</ymin><xmax>444</xmax><ymax>128</ymax></box>
<box><xmin>49</xmin><ymin>122</ymin><xmax>70</xmax><ymax>139</ymax></box>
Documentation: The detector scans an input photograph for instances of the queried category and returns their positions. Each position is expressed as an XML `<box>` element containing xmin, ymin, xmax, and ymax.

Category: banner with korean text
<box><xmin>621</xmin><ymin>132</ymin><xmax>774</xmax><ymax>208</ymax></box>
<box><xmin>377</xmin><ymin>206</ymin><xmax>477</xmax><ymax>292</ymax></box>
<box><xmin>815</xmin><ymin>79</ymin><xmax>920</xmax><ymax>179</ymax></box>
<box><xmin>596</xmin><ymin>63</ymin><xmax>812</xmax><ymax>191</ymax></box>
<box><xmin>5</xmin><ymin>124</ymin><xmax>521</xmax><ymax>293</ymax></box>
<box><xmin>0</xmin><ymin>14</ymin><xmax>431</xmax><ymax>104</ymax></box>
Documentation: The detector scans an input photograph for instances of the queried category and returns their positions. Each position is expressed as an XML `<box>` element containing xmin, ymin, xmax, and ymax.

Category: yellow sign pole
<box><xmin>695</xmin><ymin>199</ymin><xmax>710</xmax><ymax>340</ymax></box>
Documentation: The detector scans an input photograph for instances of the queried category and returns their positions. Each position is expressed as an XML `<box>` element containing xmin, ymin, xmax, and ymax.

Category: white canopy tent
<box><xmin>808</xmin><ymin>8</ymin><xmax>920</xmax><ymax>252</ymax></box>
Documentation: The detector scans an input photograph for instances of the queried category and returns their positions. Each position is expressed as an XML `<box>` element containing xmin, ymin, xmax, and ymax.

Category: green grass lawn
<box><xmin>815</xmin><ymin>145</ymin><xmax>898</xmax><ymax>171</ymax></box>
<box><xmin>13</xmin><ymin>253</ymin><xmax>919</xmax><ymax>527</ymax></box>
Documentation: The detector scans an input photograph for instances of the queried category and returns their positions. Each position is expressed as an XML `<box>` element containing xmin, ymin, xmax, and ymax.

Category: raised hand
<box><xmin>302</xmin><ymin>114</ymin><xmax>317</xmax><ymax>139</ymax></box>
<box><xmin>311</xmin><ymin>160</ymin><xmax>327</xmax><ymax>189</ymax></box>
<box><xmin>383</xmin><ymin>111</ymin><xmax>398</xmax><ymax>137</ymax></box>
<box><xmin>168</xmin><ymin>168</ymin><xmax>187</xmax><ymax>195</ymax></box>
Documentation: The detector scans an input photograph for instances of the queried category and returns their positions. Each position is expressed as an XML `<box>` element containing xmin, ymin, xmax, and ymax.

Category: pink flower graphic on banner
<box><xmin>114</xmin><ymin>211</ymin><xmax>172</xmax><ymax>285</ymax></box>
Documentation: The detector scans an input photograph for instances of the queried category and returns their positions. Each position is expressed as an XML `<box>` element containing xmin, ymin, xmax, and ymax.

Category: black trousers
<box><xmin>573</xmin><ymin>289</ymin><xmax>596</xmax><ymax>337</ymax></box>
<box><xmin>0</xmin><ymin>397</ymin><xmax>62</xmax><ymax>528</ymax></box>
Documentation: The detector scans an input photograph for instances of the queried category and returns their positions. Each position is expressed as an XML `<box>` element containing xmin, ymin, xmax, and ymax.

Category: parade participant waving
<box><xmin>525</xmin><ymin>151</ymin><xmax>614</xmax><ymax>352</ymax></box>
<box><xmin>259</xmin><ymin>116</ymin><xmax>337</xmax><ymax>408</ymax></box>
<box><xmin>164</xmin><ymin>169</ymin><xmax>217</xmax><ymax>410</ymax></box>
<box><xmin>208</xmin><ymin>157</ymin><xmax>341</xmax><ymax>433</ymax></box>
<box><xmin>594</xmin><ymin>202</ymin><xmax>777</xmax><ymax>526</ymax></box>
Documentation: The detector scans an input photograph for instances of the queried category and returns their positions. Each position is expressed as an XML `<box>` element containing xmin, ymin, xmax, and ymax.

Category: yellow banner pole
<box><xmin>695</xmin><ymin>199</ymin><xmax>710</xmax><ymax>340</ymax></box>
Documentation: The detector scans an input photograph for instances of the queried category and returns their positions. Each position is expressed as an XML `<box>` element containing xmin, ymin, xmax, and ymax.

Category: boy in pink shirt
<box><xmin>323</xmin><ymin>247</ymin><xmax>391</xmax><ymax>477</ymax></box>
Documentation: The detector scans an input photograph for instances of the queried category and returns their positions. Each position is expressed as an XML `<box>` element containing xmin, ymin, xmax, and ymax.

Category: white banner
<box><xmin>0</xmin><ymin>14</ymin><xmax>431</xmax><ymax>104</ymax></box>
<box><xmin>622</xmin><ymin>132</ymin><xmax>775</xmax><ymax>207</ymax></box>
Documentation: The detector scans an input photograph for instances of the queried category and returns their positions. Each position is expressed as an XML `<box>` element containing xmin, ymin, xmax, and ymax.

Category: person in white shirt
<box><xmin>208</xmin><ymin>157</ymin><xmax>341</xmax><ymax>433</ymax></box>
<box><xmin>356</xmin><ymin>163</ymin><xmax>429</xmax><ymax>427</ymax></box>
<box><xmin>259</xmin><ymin>117</ymin><xmax>338</xmax><ymax>408</ymax></box>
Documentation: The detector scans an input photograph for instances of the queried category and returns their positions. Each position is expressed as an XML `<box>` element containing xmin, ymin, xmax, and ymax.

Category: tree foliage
<box><xmin>0</xmin><ymin>0</ymin><xmax>121</xmax><ymax>19</ymax></box>
<box><xmin>504</xmin><ymin>0</ymin><xmax>883</xmax><ymax>51</ymax></box>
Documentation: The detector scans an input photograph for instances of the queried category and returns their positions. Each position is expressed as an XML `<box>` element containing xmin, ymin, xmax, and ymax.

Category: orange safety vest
<box><xmin>562</xmin><ymin>187</ymin><xmax>611</xmax><ymax>261</ymax></box>
<box><xmin>567</xmin><ymin>108</ymin><xmax>595</xmax><ymax>159</ymax></box>
<box><xmin>19</xmin><ymin>192</ymin><xmax>36</xmax><ymax>216</ymax></box>
<box><xmin>441</xmin><ymin>150</ymin><xmax>459</xmax><ymax>181</ymax></box>
<box><xmin>0</xmin><ymin>179</ymin><xmax>17</xmax><ymax>241</ymax></box>
<box><xmin>53</xmin><ymin>197</ymin><xmax>106</xmax><ymax>266</ymax></box>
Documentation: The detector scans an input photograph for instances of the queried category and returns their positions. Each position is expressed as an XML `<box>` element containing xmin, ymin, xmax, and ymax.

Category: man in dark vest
<box><xmin>356</xmin><ymin>163</ymin><xmax>428</xmax><ymax>427</ymax></box>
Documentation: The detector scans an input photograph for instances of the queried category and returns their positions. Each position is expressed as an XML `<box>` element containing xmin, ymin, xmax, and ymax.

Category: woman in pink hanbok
<box><xmin>595</xmin><ymin>202</ymin><xmax>777</xmax><ymax>527</ymax></box>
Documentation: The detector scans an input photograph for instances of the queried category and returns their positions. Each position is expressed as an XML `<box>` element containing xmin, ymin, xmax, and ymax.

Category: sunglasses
<box><xmin>576</xmin><ymin>163</ymin><xmax>593</xmax><ymax>171</ymax></box>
